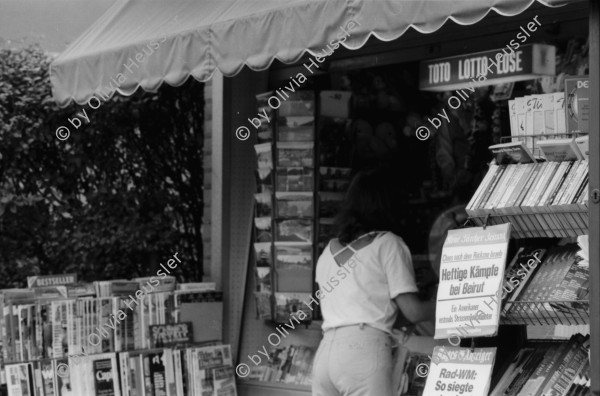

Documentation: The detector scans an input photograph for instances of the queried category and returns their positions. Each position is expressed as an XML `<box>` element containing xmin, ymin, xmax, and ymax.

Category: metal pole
<box><xmin>588</xmin><ymin>0</ymin><xmax>600</xmax><ymax>394</ymax></box>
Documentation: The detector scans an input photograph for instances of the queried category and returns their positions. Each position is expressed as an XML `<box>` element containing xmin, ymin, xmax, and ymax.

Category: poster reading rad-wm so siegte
<box><xmin>434</xmin><ymin>224</ymin><xmax>511</xmax><ymax>339</ymax></box>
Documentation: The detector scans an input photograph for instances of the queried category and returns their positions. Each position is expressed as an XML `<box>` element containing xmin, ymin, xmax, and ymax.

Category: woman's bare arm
<box><xmin>393</xmin><ymin>293</ymin><xmax>437</xmax><ymax>324</ymax></box>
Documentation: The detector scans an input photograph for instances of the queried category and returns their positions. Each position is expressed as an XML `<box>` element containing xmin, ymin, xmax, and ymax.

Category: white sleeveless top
<box><xmin>316</xmin><ymin>232</ymin><xmax>418</xmax><ymax>334</ymax></box>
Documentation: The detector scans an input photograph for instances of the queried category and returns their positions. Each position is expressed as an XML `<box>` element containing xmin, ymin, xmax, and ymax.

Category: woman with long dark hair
<box><xmin>312</xmin><ymin>168</ymin><xmax>436</xmax><ymax>396</ymax></box>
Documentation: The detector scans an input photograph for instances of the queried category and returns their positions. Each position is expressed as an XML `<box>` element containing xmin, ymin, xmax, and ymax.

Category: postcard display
<box><xmin>252</xmin><ymin>91</ymin><xmax>353</xmax><ymax>326</ymax></box>
<box><xmin>0</xmin><ymin>276</ymin><xmax>238</xmax><ymax>396</ymax></box>
<box><xmin>425</xmin><ymin>144</ymin><xmax>592</xmax><ymax>395</ymax></box>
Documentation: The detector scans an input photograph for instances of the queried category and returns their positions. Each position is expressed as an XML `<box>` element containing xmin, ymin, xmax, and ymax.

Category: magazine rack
<box><xmin>501</xmin><ymin>300</ymin><xmax>589</xmax><ymax>326</ymax></box>
<box><xmin>469</xmin><ymin>209</ymin><xmax>588</xmax><ymax>238</ymax></box>
<box><xmin>500</xmin><ymin>132</ymin><xmax>588</xmax><ymax>156</ymax></box>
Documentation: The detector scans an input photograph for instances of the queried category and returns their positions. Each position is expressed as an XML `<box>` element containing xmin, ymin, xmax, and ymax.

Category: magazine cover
<box><xmin>93</xmin><ymin>358</ymin><xmax>118</xmax><ymax>396</ymax></box>
<box><xmin>55</xmin><ymin>358</ymin><xmax>72</xmax><ymax>396</ymax></box>
<box><xmin>6</xmin><ymin>363</ymin><xmax>34</xmax><ymax>396</ymax></box>
<box><xmin>212</xmin><ymin>366</ymin><xmax>237</xmax><ymax>396</ymax></box>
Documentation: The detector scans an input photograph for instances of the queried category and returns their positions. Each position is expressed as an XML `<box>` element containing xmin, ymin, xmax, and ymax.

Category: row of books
<box><xmin>247</xmin><ymin>344</ymin><xmax>314</xmax><ymax>386</ymax></box>
<box><xmin>5</xmin><ymin>344</ymin><xmax>236</xmax><ymax>396</ymax></box>
<box><xmin>1</xmin><ymin>284</ymin><xmax>221</xmax><ymax>364</ymax></box>
<box><xmin>490</xmin><ymin>334</ymin><xmax>590</xmax><ymax>396</ymax></box>
<box><xmin>501</xmin><ymin>241</ymin><xmax>589</xmax><ymax>323</ymax></box>
<box><xmin>466</xmin><ymin>161</ymin><xmax>589</xmax><ymax>238</ymax></box>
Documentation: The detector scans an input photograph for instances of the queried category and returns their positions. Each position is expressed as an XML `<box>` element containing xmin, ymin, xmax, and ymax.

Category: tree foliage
<box><xmin>0</xmin><ymin>44</ymin><xmax>204</xmax><ymax>287</ymax></box>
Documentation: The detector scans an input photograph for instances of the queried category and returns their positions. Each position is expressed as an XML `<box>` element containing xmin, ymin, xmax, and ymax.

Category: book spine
<box><xmin>466</xmin><ymin>164</ymin><xmax>497</xmax><ymax>215</ymax></box>
<box><xmin>551</xmin><ymin>343</ymin><xmax>588</xmax><ymax>395</ymax></box>
<box><xmin>477</xmin><ymin>165</ymin><xmax>506</xmax><ymax>218</ymax></box>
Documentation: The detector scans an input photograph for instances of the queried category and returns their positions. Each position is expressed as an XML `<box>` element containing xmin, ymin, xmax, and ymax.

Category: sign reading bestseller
<box><xmin>434</xmin><ymin>223</ymin><xmax>511</xmax><ymax>339</ymax></box>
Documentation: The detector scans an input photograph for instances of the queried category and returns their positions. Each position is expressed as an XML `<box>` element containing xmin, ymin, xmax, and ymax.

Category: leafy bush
<box><xmin>0</xmin><ymin>44</ymin><xmax>204</xmax><ymax>286</ymax></box>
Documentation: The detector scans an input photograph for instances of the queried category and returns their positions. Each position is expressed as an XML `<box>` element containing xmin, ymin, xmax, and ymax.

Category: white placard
<box><xmin>434</xmin><ymin>224</ymin><xmax>511</xmax><ymax>340</ymax></box>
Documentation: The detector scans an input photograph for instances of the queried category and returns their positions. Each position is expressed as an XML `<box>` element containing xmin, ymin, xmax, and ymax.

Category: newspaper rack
<box><xmin>501</xmin><ymin>299</ymin><xmax>589</xmax><ymax>326</ymax></box>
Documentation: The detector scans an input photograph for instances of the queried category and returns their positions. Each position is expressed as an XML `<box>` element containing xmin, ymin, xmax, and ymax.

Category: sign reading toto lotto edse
<box><xmin>419</xmin><ymin>44</ymin><xmax>555</xmax><ymax>91</ymax></box>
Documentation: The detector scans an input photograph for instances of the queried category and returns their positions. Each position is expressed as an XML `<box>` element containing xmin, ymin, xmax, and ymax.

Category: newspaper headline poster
<box><xmin>424</xmin><ymin>346</ymin><xmax>496</xmax><ymax>396</ymax></box>
<box><xmin>434</xmin><ymin>223</ymin><xmax>511</xmax><ymax>339</ymax></box>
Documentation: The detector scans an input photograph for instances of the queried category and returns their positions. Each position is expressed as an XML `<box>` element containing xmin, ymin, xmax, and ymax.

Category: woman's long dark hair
<box><xmin>333</xmin><ymin>167</ymin><xmax>404</xmax><ymax>245</ymax></box>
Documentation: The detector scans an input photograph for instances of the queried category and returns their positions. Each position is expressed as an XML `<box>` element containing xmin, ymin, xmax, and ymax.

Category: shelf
<box><xmin>469</xmin><ymin>209</ymin><xmax>588</xmax><ymax>238</ymax></box>
<box><xmin>501</xmin><ymin>300</ymin><xmax>589</xmax><ymax>326</ymax></box>
<box><xmin>237</xmin><ymin>380</ymin><xmax>311</xmax><ymax>396</ymax></box>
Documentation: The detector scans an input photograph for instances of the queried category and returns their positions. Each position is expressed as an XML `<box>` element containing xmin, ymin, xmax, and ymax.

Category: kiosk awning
<box><xmin>49</xmin><ymin>0</ymin><xmax>573</xmax><ymax>107</ymax></box>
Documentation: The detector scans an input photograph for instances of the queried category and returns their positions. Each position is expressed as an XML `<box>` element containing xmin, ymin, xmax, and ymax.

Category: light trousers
<box><xmin>312</xmin><ymin>324</ymin><xmax>394</xmax><ymax>396</ymax></box>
